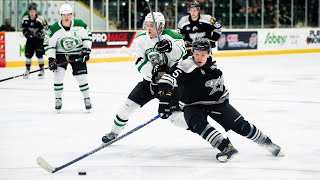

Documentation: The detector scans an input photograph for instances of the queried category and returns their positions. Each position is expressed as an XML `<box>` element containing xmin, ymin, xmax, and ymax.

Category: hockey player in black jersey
<box><xmin>21</xmin><ymin>3</ymin><xmax>48</xmax><ymax>79</ymax></box>
<box><xmin>158</xmin><ymin>38</ymin><xmax>284</xmax><ymax>159</ymax></box>
<box><xmin>177</xmin><ymin>1</ymin><xmax>222</xmax><ymax>58</ymax></box>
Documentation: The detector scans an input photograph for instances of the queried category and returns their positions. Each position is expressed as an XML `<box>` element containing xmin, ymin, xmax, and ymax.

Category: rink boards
<box><xmin>0</xmin><ymin>28</ymin><xmax>319</xmax><ymax>67</ymax></box>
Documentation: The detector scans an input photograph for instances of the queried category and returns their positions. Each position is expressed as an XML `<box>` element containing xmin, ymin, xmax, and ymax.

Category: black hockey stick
<box><xmin>0</xmin><ymin>59</ymin><xmax>79</xmax><ymax>82</ymax></box>
<box><xmin>36</xmin><ymin>114</ymin><xmax>161</xmax><ymax>173</ymax></box>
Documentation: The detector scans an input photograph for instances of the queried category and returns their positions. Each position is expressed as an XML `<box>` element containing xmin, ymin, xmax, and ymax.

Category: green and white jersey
<box><xmin>45</xmin><ymin>19</ymin><xmax>92</xmax><ymax>59</ymax></box>
<box><xmin>132</xmin><ymin>29</ymin><xmax>186</xmax><ymax>81</ymax></box>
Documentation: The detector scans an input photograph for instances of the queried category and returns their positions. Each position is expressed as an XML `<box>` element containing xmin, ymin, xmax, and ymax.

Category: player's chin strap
<box><xmin>36</xmin><ymin>114</ymin><xmax>161</xmax><ymax>173</ymax></box>
<box><xmin>0</xmin><ymin>59</ymin><xmax>79</xmax><ymax>83</ymax></box>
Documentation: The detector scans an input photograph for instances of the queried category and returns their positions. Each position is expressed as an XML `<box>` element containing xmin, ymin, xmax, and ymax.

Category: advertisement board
<box><xmin>218</xmin><ymin>31</ymin><xmax>258</xmax><ymax>51</ymax></box>
<box><xmin>258</xmin><ymin>29</ymin><xmax>320</xmax><ymax>50</ymax></box>
<box><xmin>92</xmin><ymin>32</ymin><xmax>137</xmax><ymax>48</ymax></box>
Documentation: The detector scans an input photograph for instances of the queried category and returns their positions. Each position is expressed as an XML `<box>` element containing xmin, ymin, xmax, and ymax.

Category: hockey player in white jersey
<box><xmin>45</xmin><ymin>3</ymin><xmax>92</xmax><ymax>111</ymax></box>
<box><xmin>101</xmin><ymin>12</ymin><xmax>188</xmax><ymax>143</ymax></box>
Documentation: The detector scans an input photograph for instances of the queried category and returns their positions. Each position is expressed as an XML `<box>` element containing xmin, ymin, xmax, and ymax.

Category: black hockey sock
<box><xmin>26</xmin><ymin>63</ymin><xmax>31</xmax><ymax>70</ymax></box>
<box><xmin>232</xmin><ymin>119</ymin><xmax>267</xmax><ymax>144</ymax></box>
<box><xmin>39</xmin><ymin>63</ymin><xmax>44</xmax><ymax>70</ymax></box>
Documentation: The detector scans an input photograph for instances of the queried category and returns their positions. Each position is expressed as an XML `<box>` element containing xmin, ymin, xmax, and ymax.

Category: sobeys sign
<box><xmin>264</xmin><ymin>32</ymin><xmax>287</xmax><ymax>45</ymax></box>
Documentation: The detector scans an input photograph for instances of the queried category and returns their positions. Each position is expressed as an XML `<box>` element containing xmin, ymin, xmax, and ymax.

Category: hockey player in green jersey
<box><xmin>45</xmin><ymin>3</ymin><xmax>92</xmax><ymax>111</ymax></box>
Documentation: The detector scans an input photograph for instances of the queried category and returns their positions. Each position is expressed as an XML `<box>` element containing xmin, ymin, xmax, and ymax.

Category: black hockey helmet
<box><xmin>28</xmin><ymin>2</ymin><xmax>37</xmax><ymax>11</ymax></box>
<box><xmin>189</xmin><ymin>1</ymin><xmax>200</xmax><ymax>11</ymax></box>
<box><xmin>191</xmin><ymin>38</ymin><xmax>211</xmax><ymax>54</ymax></box>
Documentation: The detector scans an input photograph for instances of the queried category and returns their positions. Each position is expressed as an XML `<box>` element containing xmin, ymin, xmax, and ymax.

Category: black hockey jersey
<box><xmin>158</xmin><ymin>56</ymin><xmax>229</xmax><ymax>109</ymax></box>
<box><xmin>177</xmin><ymin>14</ymin><xmax>222</xmax><ymax>46</ymax></box>
<box><xmin>21</xmin><ymin>14</ymin><xmax>48</xmax><ymax>39</ymax></box>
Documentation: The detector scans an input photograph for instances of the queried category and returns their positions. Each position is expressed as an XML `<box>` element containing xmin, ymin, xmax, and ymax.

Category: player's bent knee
<box><xmin>25</xmin><ymin>53</ymin><xmax>33</xmax><ymax>59</ymax></box>
<box><xmin>117</xmin><ymin>99</ymin><xmax>141</xmax><ymax>120</ymax></box>
<box><xmin>232</xmin><ymin>119</ymin><xmax>251</xmax><ymax>136</ymax></box>
<box><xmin>188</xmin><ymin>115</ymin><xmax>208</xmax><ymax>134</ymax></box>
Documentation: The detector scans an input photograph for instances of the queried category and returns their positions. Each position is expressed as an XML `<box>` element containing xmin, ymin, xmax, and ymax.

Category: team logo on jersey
<box><xmin>60</xmin><ymin>37</ymin><xmax>79</xmax><ymax>51</ymax></box>
<box><xmin>192</xmin><ymin>26</ymin><xmax>198</xmax><ymax>31</ymax></box>
<box><xmin>205</xmin><ymin>76</ymin><xmax>224</xmax><ymax>95</ymax></box>
<box><xmin>145</xmin><ymin>48</ymin><xmax>165</xmax><ymax>65</ymax></box>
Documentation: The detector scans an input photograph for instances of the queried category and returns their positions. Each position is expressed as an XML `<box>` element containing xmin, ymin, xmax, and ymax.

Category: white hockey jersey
<box><xmin>131</xmin><ymin>29</ymin><xmax>186</xmax><ymax>81</ymax></box>
<box><xmin>45</xmin><ymin>19</ymin><xmax>92</xmax><ymax>59</ymax></box>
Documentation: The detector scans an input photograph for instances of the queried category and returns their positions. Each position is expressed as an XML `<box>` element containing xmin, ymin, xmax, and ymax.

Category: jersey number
<box><xmin>172</xmin><ymin>69</ymin><xmax>182</xmax><ymax>78</ymax></box>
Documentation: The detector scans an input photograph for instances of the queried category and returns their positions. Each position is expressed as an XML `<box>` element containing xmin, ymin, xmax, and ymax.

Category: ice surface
<box><xmin>1</xmin><ymin>53</ymin><xmax>320</xmax><ymax>180</ymax></box>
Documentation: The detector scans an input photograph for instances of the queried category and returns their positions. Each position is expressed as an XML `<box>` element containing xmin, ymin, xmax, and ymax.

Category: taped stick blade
<box><xmin>36</xmin><ymin>157</ymin><xmax>56</xmax><ymax>173</ymax></box>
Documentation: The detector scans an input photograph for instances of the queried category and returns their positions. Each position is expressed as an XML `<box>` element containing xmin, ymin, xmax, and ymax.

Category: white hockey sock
<box><xmin>111</xmin><ymin>99</ymin><xmax>140</xmax><ymax>134</ymax></box>
<box><xmin>75</xmin><ymin>74</ymin><xmax>90</xmax><ymax>98</ymax></box>
<box><xmin>54</xmin><ymin>67</ymin><xmax>66</xmax><ymax>99</ymax></box>
<box><xmin>38</xmin><ymin>58</ymin><xmax>44</xmax><ymax>69</ymax></box>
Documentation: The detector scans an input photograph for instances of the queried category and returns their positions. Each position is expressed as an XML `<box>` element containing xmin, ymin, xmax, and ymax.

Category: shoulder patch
<box><xmin>48</xmin><ymin>22</ymin><xmax>61</xmax><ymax>37</ymax></box>
<box><xmin>73</xmin><ymin>19</ymin><xmax>87</xmax><ymax>28</ymax></box>
<box><xmin>177</xmin><ymin>57</ymin><xmax>197</xmax><ymax>73</ymax></box>
<box><xmin>162</xmin><ymin>29</ymin><xmax>183</xmax><ymax>39</ymax></box>
<box><xmin>210</xmin><ymin>17</ymin><xmax>216</xmax><ymax>24</ymax></box>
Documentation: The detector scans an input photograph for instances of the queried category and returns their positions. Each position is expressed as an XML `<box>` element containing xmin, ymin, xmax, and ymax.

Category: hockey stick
<box><xmin>145</xmin><ymin>0</ymin><xmax>161</xmax><ymax>42</ymax></box>
<box><xmin>36</xmin><ymin>114</ymin><xmax>161</xmax><ymax>173</ymax></box>
<box><xmin>0</xmin><ymin>59</ymin><xmax>80</xmax><ymax>82</ymax></box>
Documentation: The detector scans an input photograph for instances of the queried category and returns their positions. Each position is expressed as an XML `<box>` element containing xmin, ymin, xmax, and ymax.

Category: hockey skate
<box><xmin>55</xmin><ymin>98</ymin><xmax>62</xmax><ymax>111</ymax></box>
<box><xmin>216</xmin><ymin>144</ymin><xmax>238</xmax><ymax>162</ymax></box>
<box><xmin>84</xmin><ymin>98</ymin><xmax>92</xmax><ymax>110</ymax></box>
<box><xmin>101</xmin><ymin>132</ymin><xmax>118</xmax><ymax>144</ymax></box>
<box><xmin>23</xmin><ymin>70</ymin><xmax>30</xmax><ymax>79</ymax></box>
<box><xmin>38</xmin><ymin>69</ymin><xmax>45</xmax><ymax>79</ymax></box>
<box><xmin>260</xmin><ymin>137</ymin><xmax>284</xmax><ymax>157</ymax></box>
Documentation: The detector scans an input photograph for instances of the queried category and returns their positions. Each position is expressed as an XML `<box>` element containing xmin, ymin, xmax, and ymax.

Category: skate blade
<box><xmin>276</xmin><ymin>150</ymin><xmax>285</xmax><ymax>157</ymax></box>
<box><xmin>38</xmin><ymin>76</ymin><xmax>44</xmax><ymax>79</ymax></box>
<box><xmin>216</xmin><ymin>155</ymin><xmax>228</xmax><ymax>163</ymax></box>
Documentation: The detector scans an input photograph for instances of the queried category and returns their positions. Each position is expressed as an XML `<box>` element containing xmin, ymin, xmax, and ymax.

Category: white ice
<box><xmin>0</xmin><ymin>53</ymin><xmax>320</xmax><ymax>180</ymax></box>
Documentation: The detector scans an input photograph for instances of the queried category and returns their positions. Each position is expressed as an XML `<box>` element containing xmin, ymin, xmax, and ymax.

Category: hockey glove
<box><xmin>81</xmin><ymin>48</ymin><xmax>91</xmax><ymax>63</ymax></box>
<box><xmin>23</xmin><ymin>31</ymin><xmax>34</xmax><ymax>39</ymax></box>
<box><xmin>158</xmin><ymin>89</ymin><xmax>172</xmax><ymax>119</ymax></box>
<box><xmin>156</xmin><ymin>39</ymin><xmax>172</xmax><ymax>53</ymax></box>
<box><xmin>48</xmin><ymin>57</ymin><xmax>57</xmax><ymax>71</ymax></box>
<box><xmin>151</xmin><ymin>64</ymin><xmax>168</xmax><ymax>84</ymax></box>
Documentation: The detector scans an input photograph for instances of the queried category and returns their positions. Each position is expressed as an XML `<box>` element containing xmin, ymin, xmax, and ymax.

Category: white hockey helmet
<box><xmin>59</xmin><ymin>3</ymin><xmax>73</xmax><ymax>15</ymax></box>
<box><xmin>143</xmin><ymin>12</ymin><xmax>165</xmax><ymax>34</ymax></box>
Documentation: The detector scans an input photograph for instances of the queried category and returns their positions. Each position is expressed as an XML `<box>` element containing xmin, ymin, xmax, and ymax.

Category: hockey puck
<box><xmin>78</xmin><ymin>171</ymin><xmax>86</xmax><ymax>175</ymax></box>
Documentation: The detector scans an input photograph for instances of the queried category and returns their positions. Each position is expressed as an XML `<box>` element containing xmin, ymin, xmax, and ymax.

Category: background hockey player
<box><xmin>21</xmin><ymin>2</ymin><xmax>48</xmax><ymax>79</ymax></box>
<box><xmin>177</xmin><ymin>1</ymin><xmax>222</xmax><ymax>58</ymax></box>
<box><xmin>45</xmin><ymin>3</ymin><xmax>92</xmax><ymax>111</ymax></box>
<box><xmin>101</xmin><ymin>12</ymin><xmax>188</xmax><ymax>143</ymax></box>
<box><xmin>157</xmin><ymin>38</ymin><xmax>284</xmax><ymax>160</ymax></box>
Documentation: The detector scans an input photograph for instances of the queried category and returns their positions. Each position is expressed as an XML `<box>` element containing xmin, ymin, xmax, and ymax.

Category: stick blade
<box><xmin>36</xmin><ymin>157</ymin><xmax>56</xmax><ymax>173</ymax></box>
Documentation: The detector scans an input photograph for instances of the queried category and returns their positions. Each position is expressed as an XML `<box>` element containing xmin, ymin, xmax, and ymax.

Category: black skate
<box><xmin>102</xmin><ymin>132</ymin><xmax>118</xmax><ymax>143</ymax></box>
<box><xmin>55</xmin><ymin>98</ymin><xmax>62</xmax><ymax>110</ymax></box>
<box><xmin>260</xmin><ymin>137</ymin><xmax>284</xmax><ymax>157</ymax></box>
<box><xmin>84</xmin><ymin>98</ymin><xmax>92</xmax><ymax>110</ymax></box>
<box><xmin>216</xmin><ymin>144</ymin><xmax>238</xmax><ymax>162</ymax></box>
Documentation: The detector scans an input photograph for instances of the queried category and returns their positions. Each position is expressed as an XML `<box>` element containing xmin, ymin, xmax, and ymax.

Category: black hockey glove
<box><xmin>158</xmin><ymin>89</ymin><xmax>172</xmax><ymax>119</ymax></box>
<box><xmin>156</xmin><ymin>39</ymin><xmax>172</xmax><ymax>53</ymax></box>
<box><xmin>151</xmin><ymin>64</ymin><xmax>168</xmax><ymax>84</ymax></box>
<box><xmin>35</xmin><ymin>31</ymin><xmax>45</xmax><ymax>39</ymax></box>
<box><xmin>81</xmin><ymin>48</ymin><xmax>91</xmax><ymax>63</ymax></box>
<box><xmin>23</xmin><ymin>30</ymin><xmax>33</xmax><ymax>39</ymax></box>
<box><xmin>48</xmin><ymin>57</ymin><xmax>57</xmax><ymax>71</ymax></box>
